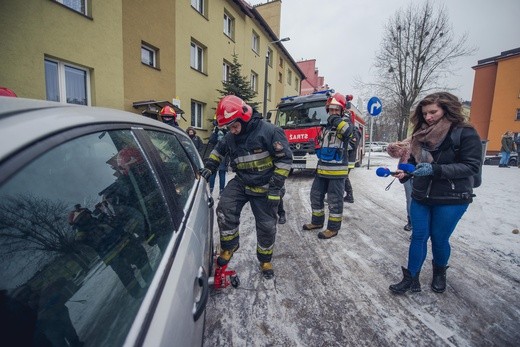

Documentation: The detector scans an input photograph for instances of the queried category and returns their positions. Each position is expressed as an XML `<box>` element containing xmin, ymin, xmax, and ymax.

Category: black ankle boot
<box><xmin>431</xmin><ymin>261</ymin><xmax>449</xmax><ymax>293</ymax></box>
<box><xmin>389</xmin><ymin>267</ymin><xmax>421</xmax><ymax>294</ymax></box>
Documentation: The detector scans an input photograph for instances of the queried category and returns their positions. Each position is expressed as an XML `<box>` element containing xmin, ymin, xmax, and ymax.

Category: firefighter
<box><xmin>199</xmin><ymin>95</ymin><xmax>292</xmax><ymax>279</ymax></box>
<box><xmin>303</xmin><ymin>92</ymin><xmax>354</xmax><ymax>239</ymax></box>
<box><xmin>159</xmin><ymin>105</ymin><xmax>179</xmax><ymax>128</ymax></box>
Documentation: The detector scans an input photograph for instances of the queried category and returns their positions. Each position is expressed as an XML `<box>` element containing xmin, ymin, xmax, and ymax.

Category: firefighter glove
<box><xmin>413</xmin><ymin>163</ymin><xmax>433</xmax><ymax>177</ymax></box>
<box><xmin>199</xmin><ymin>167</ymin><xmax>213</xmax><ymax>181</ymax></box>
<box><xmin>327</xmin><ymin>114</ymin><xmax>340</xmax><ymax>127</ymax></box>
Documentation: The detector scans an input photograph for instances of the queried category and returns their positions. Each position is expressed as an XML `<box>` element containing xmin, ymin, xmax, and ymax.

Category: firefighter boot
<box><xmin>278</xmin><ymin>214</ymin><xmax>286</xmax><ymax>224</ymax></box>
<box><xmin>302</xmin><ymin>223</ymin><xmax>323</xmax><ymax>230</ymax></box>
<box><xmin>317</xmin><ymin>229</ymin><xmax>338</xmax><ymax>239</ymax></box>
<box><xmin>389</xmin><ymin>267</ymin><xmax>421</xmax><ymax>294</ymax></box>
<box><xmin>260</xmin><ymin>262</ymin><xmax>274</xmax><ymax>279</ymax></box>
<box><xmin>431</xmin><ymin>261</ymin><xmax>449</xmax><ymax>293</ymax></box>
<box><xmin>217</xmin><ymin>245</ymin><xmax>239</xmax><ymax>267</ymax></box>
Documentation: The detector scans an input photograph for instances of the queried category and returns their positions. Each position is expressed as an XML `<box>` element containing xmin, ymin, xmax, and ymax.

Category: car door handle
<box><xmin>192</xmin><ymin>266</ymin><xmax>209</xmax><ymax>322</ymax></box>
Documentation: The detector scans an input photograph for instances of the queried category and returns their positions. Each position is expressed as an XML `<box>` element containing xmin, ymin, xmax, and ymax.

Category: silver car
<box><xmin>0</xmin><ymin>97</ymin><xmax>214</xmax><ymax>346</ymax></box>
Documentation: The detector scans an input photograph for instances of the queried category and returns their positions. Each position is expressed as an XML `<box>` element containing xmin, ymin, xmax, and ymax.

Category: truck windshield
<box><xmin>275</xmin><ymin>101</ymin><xmax>328</xmax><ymax>128</ymax></box>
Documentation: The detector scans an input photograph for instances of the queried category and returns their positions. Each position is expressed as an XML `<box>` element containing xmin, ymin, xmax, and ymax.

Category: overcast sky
<box><xmin>247</xmin><ymin>0</ymin><xmax>520</xmax><ymax>107</ymax></box>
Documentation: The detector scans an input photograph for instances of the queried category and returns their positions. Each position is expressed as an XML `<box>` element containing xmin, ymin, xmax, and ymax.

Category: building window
<box><xmin>250</xmin><ymin>71</ymin><xmax>258</xmax><ymax>92</ymax></box>
<box><xmin>252</xmin><ymin>31</ymin><xmax>259</xmax><ymax>54</ymax></box>
<box><xmin>223</xmin><ymin>11</ymin><xmax>234</xmax><ymax>39</ymax></box>
<box><xmin>141</xmin><ymin>43</ymin><xmax>158</xmax><ymax>68</ymax></box>
<box><xmin>267</xmin><ymin>48</ymin><xmax>273</xmax><ymax>67</ymax></box>
<box><xmin>295</xmin><ymin>77</ymin><xmax>299</xmax><ymax>90</ymax></box>
<box><xmin>44</xmin><ymin>58</ymin><xmax>89</xmax><ymax>105</ymax></box>
<box><xmin>279</xmin><ymin>57</ymin><xmax>283</xmax><ymax>68</ymax></box>
<box><xmin>278</xmin><ymin>72</ymin><xmax>282</xmax><ymax>83</ymax></box>
<box><xmin>190</xmin><ymin>41</ymin><xmax>205</xmax><ymax>72</ymax></box>
<box><xmin>267</xmin><ymin>83</ymin><xmax>272</xmax><ymax>101</ymax></box>
<box><xmin>56</xmin><ymin>0</ymin><xmax>87</xmax><ymax>15</ymax></box>
<box><xmin>516</xmin><ymin>109</ymin><xmax>520</xmax><ymax>121</ymax></box>
<box><xmin>191</xmin><ymin>0</ymin><xmax>205</xmax><ymax>15</ymax></box>
<box><xmin>191</xmin><ymin>100</ymin><xmax>204</xmax><ymax>128</ymax></box>
<box><xmin>287</xmin><ymin>69</ymin><xmax>292</xmax><ymax>85</ymax></box>
<box><xmin>223</xmin><ymin>60</ymin><xmax>231</xmax><ymax>81</ymax></box>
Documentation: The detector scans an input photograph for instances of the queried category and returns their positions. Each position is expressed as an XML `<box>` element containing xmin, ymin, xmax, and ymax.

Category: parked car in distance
<box><xmin>483</xmin><ymin>152</ymin><xmax>518</xmax><ymax>166</ymax></box>
<box><xmin>365</xmin><ymin>141</ymin><xmax>385</xmax><ymax>152</ymax></box>
<box><xmin>0</xmin><ymin>97</ymin><xmax>214</xmax><ymax>346</ymax></box>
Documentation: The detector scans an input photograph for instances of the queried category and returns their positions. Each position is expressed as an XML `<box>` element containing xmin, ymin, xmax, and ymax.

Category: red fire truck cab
<box><xmin>268</xmin><ymin>89</ymin><xmax>366</xmax><ymax>171</ymax></box>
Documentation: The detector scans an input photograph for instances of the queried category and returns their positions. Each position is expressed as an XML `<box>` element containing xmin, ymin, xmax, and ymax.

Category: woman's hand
<box><xmin>392</xmin><ymin>169</ymin><xmax>407</xmax><ymax>180</ymax></box>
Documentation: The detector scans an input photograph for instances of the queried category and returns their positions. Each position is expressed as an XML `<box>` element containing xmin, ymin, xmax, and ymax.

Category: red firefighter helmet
<box><xmin>159</xmin><ymin>105</ymin><xmax>177</xmax><ymax>122</ymax></box>
<box><xmin>215</xmin><ymin>95</ymin><xmax>252</xmax><ymax>127</ymax></box>
<box><xmin>325</xmin><ymin>93</ymin><xmax>346</xmax><ymax>112</ymax></box>
<box><xmin>116</xmin><ymin>147</ymin><xmax>144</xmax><ymax>175</ymax></box>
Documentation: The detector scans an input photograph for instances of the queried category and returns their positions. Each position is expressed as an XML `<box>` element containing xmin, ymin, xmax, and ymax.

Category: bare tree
<box><xmin>372</xmin><ymin>1</ymin><xmax>475</xmax><ymax>139</ymax></box>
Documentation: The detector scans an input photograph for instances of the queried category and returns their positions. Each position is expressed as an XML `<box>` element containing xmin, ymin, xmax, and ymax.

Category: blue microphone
<box><xmin>376</xmin><ymin>163</ymin><xmax>416</xmax><ymax>177</ymax></box>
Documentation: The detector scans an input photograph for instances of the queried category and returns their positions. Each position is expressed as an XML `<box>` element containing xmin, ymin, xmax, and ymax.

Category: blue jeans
<box><xmin>209</xmin><ymin>169</ymin><xmax>226</xmax><ymax>193</ymax></box>
<box><xmin>499</xmin><ymin>151</ymin><xmax>510</xmax><ymax>165</ymax></box>
<box><xmin>407</xmin><ymin>200</ymin><xmax>468</xmax><ymax>276</ymax></box>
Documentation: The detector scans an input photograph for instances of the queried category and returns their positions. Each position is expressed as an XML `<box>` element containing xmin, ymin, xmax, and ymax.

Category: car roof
<box><xmin>0</xmin><ymin>97</ymin><xmax>182</xmax><ymax>162</ymax></box>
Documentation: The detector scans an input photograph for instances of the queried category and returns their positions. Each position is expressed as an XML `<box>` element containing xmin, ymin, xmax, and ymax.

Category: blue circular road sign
<box><xmin>367</xmin><ymin>97</ymin><xmax>382</xmax><ymax>116</ymax></box>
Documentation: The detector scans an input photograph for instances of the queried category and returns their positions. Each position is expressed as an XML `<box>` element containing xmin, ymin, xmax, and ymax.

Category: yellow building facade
<box><xmin>471</xmin><ymin>48</ymin><xmax>520</xmax><ymax>153</ymax></box>
<box><xmin>0</xmin><ymin>0</ymin><xmax>303</xmax><ymax>139</ymax></box>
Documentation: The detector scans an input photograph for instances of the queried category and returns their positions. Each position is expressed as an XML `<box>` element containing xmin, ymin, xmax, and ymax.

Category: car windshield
<box><xmin>275</xmin><ymin>101</ymin><xmax>328</xmax><ymax>128</ymax></box>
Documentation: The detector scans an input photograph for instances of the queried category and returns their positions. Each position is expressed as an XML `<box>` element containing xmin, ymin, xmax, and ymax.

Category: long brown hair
<box><xmin>410</xmin><ymin>92</ymin><xmax>467</xmax><ymax>134</ymax></box>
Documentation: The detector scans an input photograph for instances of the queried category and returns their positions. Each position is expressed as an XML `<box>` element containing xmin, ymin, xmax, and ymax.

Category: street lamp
<box><xmin>263</xmin><ymin>37</ymin><xmax>290</xmax><ymax>118</ymax></box>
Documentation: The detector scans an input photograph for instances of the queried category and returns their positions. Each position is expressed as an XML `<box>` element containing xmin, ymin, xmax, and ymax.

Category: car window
<box><xmin>0</xmin><ymin>129</ymin><xmax>176</xmax><ymax>346</ymax></box>
<box><xmin>147</xmin><ymin>130</ymin><xmax>197</xmax><ymax>209</ymax></box>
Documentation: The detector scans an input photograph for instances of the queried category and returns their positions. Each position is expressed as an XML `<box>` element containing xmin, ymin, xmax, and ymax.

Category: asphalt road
<box><xmin>203</xmin><ymin>162</ymin><xmax>519</xmax><ymax>346</ymax></box>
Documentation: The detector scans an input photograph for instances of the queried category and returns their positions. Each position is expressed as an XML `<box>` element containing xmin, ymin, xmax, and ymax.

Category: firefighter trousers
<box><xmin>310</xmin><ymin>176</ymin><xmax>345</xmax><ymax>231</ymax></box>
<box><xmin>216</xmin><ymin>177</ymin><xmax>277</xmax><ymax>263</ymax></box>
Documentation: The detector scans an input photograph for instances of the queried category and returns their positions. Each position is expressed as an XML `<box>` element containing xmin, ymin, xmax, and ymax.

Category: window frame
<box><xmin>287</xmin><ymin>69</ymin><xmax>292</xmax><ymax>85</ymax></box>
<box><xmin>44</xmin><ymin>58</ymin><xmax>91</xmax><ymax>106</ymax></box>
<box><xmin>55</xmin><ymin>0</ymin><xmax>88</xmax><ymax>15</ymax></box>
<box><xmin>252</xmin><ymin>31</ymin><xmax>260</xmax><ymax>54</ymax></box>
<box><xmin>222</xmin><ymin>60</ymin><xmax>231</xmax><ymax>82</ymax></box>
<box><xmin>223</xmin><ymin>10</ymin><xmax>234</xmax><ymax>39</ymax></box>
<box><xmin>191</xmin><ymin>100</ymin><xmax>204</xmax><ymax>128</ymax></box>
<box><xmin>191</xmin><ymin>0</ymin><xmax>205</xmax><ymax>15</ymax></box>
<box><xmin>190</xmin><ymin>41</ymin><xmax>205</xmax><ymax>73</ymax></box>
<box><xmin>141</xmin><ymin>42</ymin><xmax>158</xmax><ymax>68</ymax></box>
<box><xmin>250</xmin><ymin>71</ymin><xmax>258</xmax><ymax>92</ymax></box>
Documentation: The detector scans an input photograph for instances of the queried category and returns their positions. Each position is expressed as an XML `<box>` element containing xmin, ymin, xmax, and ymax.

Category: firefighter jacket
<box><xmin>315</xmin><ymin>114</ymin><xmax>353</xmax><ymax>178</ymax></box>
<box><xmin>205</xmin><ymin>113</ymin><xmax>293</xmax><ymax>196</ymax></box>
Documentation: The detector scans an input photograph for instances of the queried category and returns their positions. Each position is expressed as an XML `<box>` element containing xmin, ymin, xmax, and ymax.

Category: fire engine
<box><xmin>267</xmin><ymin>90</ymin><xmax>366</xmax><ymax>171</ymax></box>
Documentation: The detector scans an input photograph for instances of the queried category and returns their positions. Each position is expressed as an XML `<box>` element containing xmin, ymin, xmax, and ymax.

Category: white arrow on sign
<box><xmin>370</xmin><ymin>101</ymin><xmax>381</xmax><ymax>115</ymax></box>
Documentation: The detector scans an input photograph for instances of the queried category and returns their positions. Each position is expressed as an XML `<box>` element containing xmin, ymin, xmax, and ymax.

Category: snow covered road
<box><xmin>203</xmin><ymin>153</ymin><xmax>520</xmax><ymax>346</ymax></box>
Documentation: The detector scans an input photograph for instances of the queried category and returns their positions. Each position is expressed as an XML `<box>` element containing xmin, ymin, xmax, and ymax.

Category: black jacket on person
<box><xmin>206</xmin><ymin>112</ymin><xmax>293</xmax><ymax>195</ymax></box>
<box><xmin>407</xmin><ymin>125</ymin><xmax>482</xmax><ymax>205</ymax></box>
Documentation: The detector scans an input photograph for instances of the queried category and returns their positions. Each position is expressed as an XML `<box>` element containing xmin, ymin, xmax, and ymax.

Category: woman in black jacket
<box><xmin>389</xmin><ymin>92</ymin><xmax>482</xmax><ymax>295</ymax></box>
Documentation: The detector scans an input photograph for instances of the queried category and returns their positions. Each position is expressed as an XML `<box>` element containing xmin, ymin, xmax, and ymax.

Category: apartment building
<box><xmin>0</xmin><ymin>0</ymin><xmax>303</xmax><ymax>138</ymax></box>
<box><xmin>470</xmin><ymin>47</ymin><xmax>520</xmax><ymax>153</ymax></box>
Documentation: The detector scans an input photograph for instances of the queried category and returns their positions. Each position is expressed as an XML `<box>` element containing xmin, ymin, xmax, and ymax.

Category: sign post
<box><xmin>366</xmin><ymin>97</ymin><xmax>382</xmax><ymax>170</ymax></box>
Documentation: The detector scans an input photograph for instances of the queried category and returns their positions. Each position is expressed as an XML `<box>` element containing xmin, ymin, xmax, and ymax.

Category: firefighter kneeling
<box><xmin>200</xmin><ymin>95</ymin><xmax>292</xmax><ymax>279</ymax></box>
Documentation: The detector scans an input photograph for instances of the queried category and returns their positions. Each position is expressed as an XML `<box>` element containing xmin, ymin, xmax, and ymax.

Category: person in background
<box><xmin>302</xmin><ymin>93</ymin><xmax>353</xmax><ymax>239</ymax></box>
<box><xmin>389</xmin><ymin>92</ymin><xmax>482</xmax><ymax>295</ymax></box>
<box><xmin>159</xmin><ymin>106</ymin><xmax>179</xmax><ymax>128</ymax></box>
<box><xmin>207</xmin><ymin>125</ymin><xmax>229</xmax><ymax>195</ymax></box>
<box><xmin>199</xmin><ymin>95</ymin><xmax>292</xmax><ymax>279</ymax></box>
<box><xmin>344</xmin><ymin>125</ymin><xmax>361</xmax><ymax>203</ymax></box>
<box><xmin>186</xmin><ymin>126</ymin><xmax>203</xmax><ymax>153</ymax></box>
<box><xmin>499</xmin><ymin>130</ymin><xmax>514</xmax><ymax>167</ymax></box>
<box><xmin>514</xmin><ymin>133</ymin><xmax>520</xmax><ymax>168</ymax></box>
<box><xmin>386</xmin><ymin>139</ymin><xmax>413</xmax><ymax>232</ymax></box>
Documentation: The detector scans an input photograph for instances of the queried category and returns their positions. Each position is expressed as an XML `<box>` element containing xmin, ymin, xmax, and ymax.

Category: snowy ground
<box><xmin>203</xmin><ymin>152</ymin><xmax>520</xmax><ymax>347</ymax></box>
